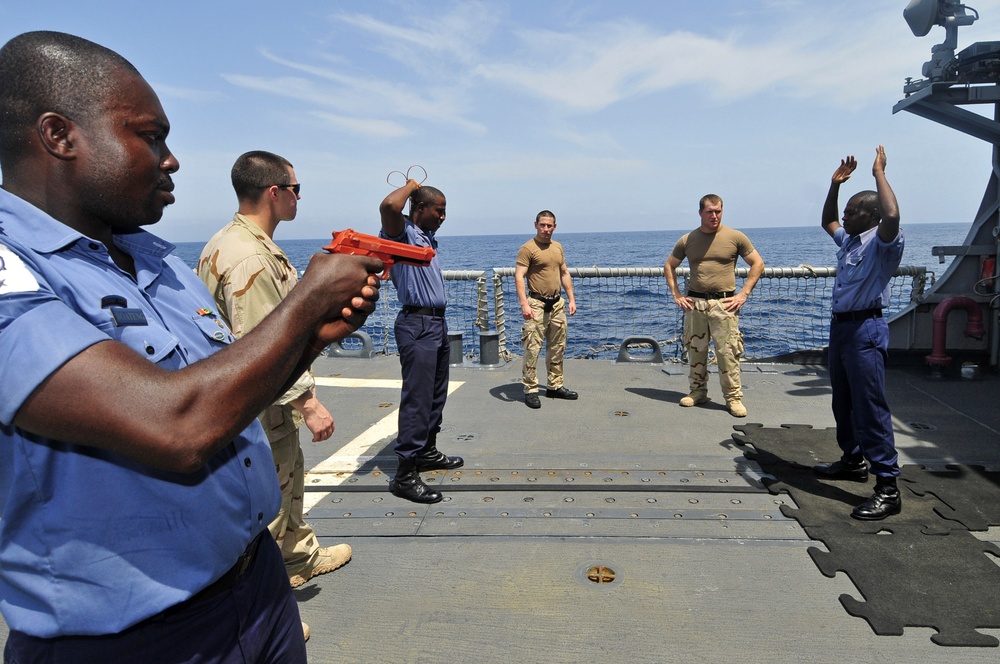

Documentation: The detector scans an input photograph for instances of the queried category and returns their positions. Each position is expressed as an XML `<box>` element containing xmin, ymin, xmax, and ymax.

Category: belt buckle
<box><xmin>236</xmin><ymin>552</ymin><xmax>253</xmax><ymax>576</ymax></box>
<box><xmin>236</xmin><ymin>534</ymin><xmax>260</xmax><ymax>576</ymax></box>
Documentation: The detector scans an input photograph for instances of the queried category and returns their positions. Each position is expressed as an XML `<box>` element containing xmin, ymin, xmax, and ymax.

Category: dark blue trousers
<box><xmin>4</xmin><ymin>535</ymin><xmax>306</xmax><ymax>664</ymax></box>
<box><xmin>394</xmin><ymin>311</ymin><xmax>450</xmax><ymax>460</ymax></box>
<box><xmin>828</xmin><ymin>317</ymin><xmax>899</xmax><ymax>478</ymax></box>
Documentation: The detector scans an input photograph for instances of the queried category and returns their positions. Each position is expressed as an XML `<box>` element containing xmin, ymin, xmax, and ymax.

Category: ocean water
<box><xmin>173</xmin><ymin>222</ymin><xmax>968</xmax><ymax>278</ymax></box>
<box><xmin>172</xmin><ymin>223</ymin><xmax>969</xmax><ymax>359</ymax></box>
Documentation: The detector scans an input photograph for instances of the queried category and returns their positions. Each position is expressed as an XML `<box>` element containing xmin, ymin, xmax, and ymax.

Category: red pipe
<box><xmin>925</xmin><ymin>296</ymin><xmax>986</xmax><ymax>367</ymax></box>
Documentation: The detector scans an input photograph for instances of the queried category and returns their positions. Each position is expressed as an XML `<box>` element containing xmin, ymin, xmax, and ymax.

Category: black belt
<box><xmin>184</xmin><ymin>531</ymin><xmax>264</xmax><ymax>606</ymax></box>
<box><xmin>832</xmin><ymin>308</ymin><xmax>883</xmax><ymax>323</ymax></box>
<box><xmin>402</xmin><ymin>306</ymin><xmax>446</xmax><ymax>317</ymax></box>
<box><xmin>528</xmin><ymin>291</ymin><xmax>561</xmax><ymax>312</ymax></box>
<box><xmin>687</xmin><ymin>290</ymin><xmax>735</xmax><ymax>300</ymax></box>
<box><xmin>528</xmin><ymin>290</ymin><xmax>561</xmax><ymax>302</ymax></box>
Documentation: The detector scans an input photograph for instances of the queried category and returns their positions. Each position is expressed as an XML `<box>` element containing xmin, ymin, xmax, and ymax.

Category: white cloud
<box><xmin>333</xmin><ymin>2</ymin><xmax>502</xmax><ymax>69</ymax></box>
<box><xmin>222</xmin><ymin>50</ymin><xmax>485</xmax><ymax>134</ymax></box>
<box><xmin>310</xmin><ymin>111</ymin><xmax>410</xmax><ymax>139</ymax></box>
<box><xmin>471</xmin><ymin>9</ymin><xmax>934</xmax><ymax>111</ymax></box>
<box><xmin>152</xmin><ymin>83</ymin><xmax>225</xmax><ymax>102</ymax></box>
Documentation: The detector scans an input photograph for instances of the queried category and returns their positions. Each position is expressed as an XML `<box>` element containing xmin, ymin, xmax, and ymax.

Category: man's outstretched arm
<box><xmin>14</xmin><ymin>253</ymin><xmax>381</xmax><ymax>473</ymax></box>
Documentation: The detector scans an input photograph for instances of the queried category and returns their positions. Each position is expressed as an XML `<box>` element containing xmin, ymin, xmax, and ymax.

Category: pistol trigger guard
<box><xmin>405</xmin><ymin>165</ymin><xmax>428</xmax><ymax>185</ymax></box>
<box><xmin>386</xmin><ymin>170</ymin><xmax>407</xmax><ymax>188</ymax></box>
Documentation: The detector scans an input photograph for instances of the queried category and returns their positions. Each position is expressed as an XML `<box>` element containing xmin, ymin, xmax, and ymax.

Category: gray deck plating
<box><xmin>292</xmin><ymin>355</ymin><xmax>1000</xmax><ymax>662</ymax></box>
<box><xmin>3</xmin><ymin>356</ymin><xmax>999</xmax><ymax>662</ymax></box>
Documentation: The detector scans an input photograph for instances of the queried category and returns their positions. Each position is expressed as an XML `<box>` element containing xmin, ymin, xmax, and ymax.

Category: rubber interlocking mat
<box><xmin>732</xmin><ymin>423</ymin><xmax>1000</xmax><ymax>647</ymax></box>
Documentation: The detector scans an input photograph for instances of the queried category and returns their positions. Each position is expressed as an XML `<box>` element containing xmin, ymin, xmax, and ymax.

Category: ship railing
<box><xmin>342</xmin><ymin>266</ymin><xmax>930</xmax><ymax>362</ymax></box>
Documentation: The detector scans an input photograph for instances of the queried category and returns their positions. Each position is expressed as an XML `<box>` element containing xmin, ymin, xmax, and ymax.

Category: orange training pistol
<box><xmin>323</xmin><ymin>228</ymin><xmax>435</xmax><ymax>279</ymax></box>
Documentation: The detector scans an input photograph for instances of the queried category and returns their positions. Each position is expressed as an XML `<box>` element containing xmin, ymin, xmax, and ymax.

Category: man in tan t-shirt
<box><xmin>664</xmin><ymin>194</ymin><xmax>765</xmax><ymax>417</ymax></box>
<box><xmin>515</xmin><ymin>210</ymin><xmax>578</xmax><ymax>409</ymax></box>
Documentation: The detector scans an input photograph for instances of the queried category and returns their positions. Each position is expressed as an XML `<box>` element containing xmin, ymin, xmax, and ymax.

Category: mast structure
<box><xmin>891</xmin><ymin>0</ymin><xmax>1000</xmax><ymax>368</ymax></box>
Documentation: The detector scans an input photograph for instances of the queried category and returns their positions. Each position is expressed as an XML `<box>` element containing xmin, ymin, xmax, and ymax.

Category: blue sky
<box><xmin>1</xmin><ymin>1</ymin><xmax>998</xmax><ymax>242</ymax></box>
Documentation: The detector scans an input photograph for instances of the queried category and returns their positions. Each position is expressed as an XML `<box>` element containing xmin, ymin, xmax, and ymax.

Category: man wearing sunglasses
<box><xmin>199</xmin><ymin>152</ymin><xmax>353</xmax><ymax>607</ymax></box>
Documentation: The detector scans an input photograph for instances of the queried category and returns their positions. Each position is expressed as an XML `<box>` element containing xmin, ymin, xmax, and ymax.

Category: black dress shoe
<box><xmin>851</xmin><ymin>486</ymin><xmax>901</xmax><ymax>521</ymax></box>
<box><xmin>814</xmin><ymin>459</ymin><xmax>869</xmax><ymax>482</ymax></box>
<box><xmin>413</xmin><ymin>448</ymin><xmax>464</xmax><ymax>472</ymax></box>
<box><xmin>545</xmin><ymin>386</ymin><xmax>578</xmax><ymax>400</ymax></box>
<box><xmin>525</xmin><ymin>393</ymin><xmax>541</xmax><ymax>409</ymax></box>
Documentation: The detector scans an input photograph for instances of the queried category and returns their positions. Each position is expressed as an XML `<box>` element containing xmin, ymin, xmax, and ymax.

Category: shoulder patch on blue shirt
<box><xmin>0</xmin><ymin>244</ymin><xmax>40</xmax><ymax>295</ymax></box>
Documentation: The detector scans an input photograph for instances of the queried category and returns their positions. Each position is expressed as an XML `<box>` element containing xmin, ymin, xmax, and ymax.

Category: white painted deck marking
<box><xmin>303</xmin><ymin>379</ymin><xmax>464</xmax><ymax>513</ymax></box>
<box><xmin>313</xmin><ymin>377</ymin><xmax>403</xmax><ymax>389</ymax></box>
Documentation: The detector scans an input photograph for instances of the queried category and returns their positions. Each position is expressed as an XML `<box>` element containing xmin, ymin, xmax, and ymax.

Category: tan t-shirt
<box><xmin>670</xmin><ymin>225</ymin><xmax>756</xmax><ymax>292</ymax></box>
<box><xmin>517</xmin><ymin>238</ymin><xmax>566</xmax><ymax>297</ymax></box>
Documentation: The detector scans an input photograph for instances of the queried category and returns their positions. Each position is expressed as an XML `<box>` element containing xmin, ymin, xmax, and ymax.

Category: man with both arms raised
<box><xmin>813</xmin><ymin>146</ymin><xmax>904</xmax><ymax>521</ymax></box>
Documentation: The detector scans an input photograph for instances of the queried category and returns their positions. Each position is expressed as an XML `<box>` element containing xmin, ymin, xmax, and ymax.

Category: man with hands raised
<box><xmin>813</xmin><ymin>145</ymin><xmax>904</xmax><ymax>521</ymax></box>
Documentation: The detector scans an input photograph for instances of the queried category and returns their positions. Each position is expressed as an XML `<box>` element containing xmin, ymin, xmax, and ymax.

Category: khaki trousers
<box><xmin>521</xmin><ymin>296</ymin><xmax>567</xmax><ymax>393</ymax></box>
<box><xmin>684</xmin><ymin>298</ymin><xmax>745</xmax><ymax>402</ymax></box>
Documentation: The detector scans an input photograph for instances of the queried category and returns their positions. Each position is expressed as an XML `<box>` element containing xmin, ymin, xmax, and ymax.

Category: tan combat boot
<box><xmin>727</xmin><ymin>400</ymin><xmax>747</xmax><ymax>417</ymax></box>
<box><xmin>679</xmin><ymin>393</ymin><xmax>708</xmax><ymax>407</ymax></box>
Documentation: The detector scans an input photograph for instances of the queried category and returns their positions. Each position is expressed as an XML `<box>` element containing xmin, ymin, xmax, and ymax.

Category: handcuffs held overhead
<box><xmin>386</xmin><ymin>165</ymin><xmax>428</xmax><ymax>189</ymax></box>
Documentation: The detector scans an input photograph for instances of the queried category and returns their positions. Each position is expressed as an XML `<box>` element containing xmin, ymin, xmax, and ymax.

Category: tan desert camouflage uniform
<box><xmin>684</xmin><ymin>298</ymin><xmax>744</xmax><ymax>402</ymax></box>
<box><xmin>198</xmin><ymin>214</ymin><xmax>322</xmax><ymax>573</ymax></box>
<box><xmin>671</xmin><ymin>225</ymin><xmax>755</xmax><ymax>404</ymax></box>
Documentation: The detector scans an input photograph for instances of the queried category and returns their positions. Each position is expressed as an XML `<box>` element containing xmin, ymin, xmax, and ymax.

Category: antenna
<box><xmin>903</xmin><ymin>0</ymin><xmax>980</xmax><ymax>92</ymax></box>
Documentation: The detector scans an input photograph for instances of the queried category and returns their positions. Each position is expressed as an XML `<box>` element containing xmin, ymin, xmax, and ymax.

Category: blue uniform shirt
<box><xmin>0</xmin><ymin>189</ymin><xmax>280</xmax><ymax>637</ymax></box>
<box><xmin>831</xmin><ymin>225</ymin><xmax>904</xmax><ymax>313</ymax></box>
<box><xmin>380</xmin><ymin>218</ymin><xmax>447</xmax><ymax>309</ymax></box>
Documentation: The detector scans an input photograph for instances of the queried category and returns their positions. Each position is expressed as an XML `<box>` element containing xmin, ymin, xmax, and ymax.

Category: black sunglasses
<box><xmin>274</xmin><ymin>183</ymin><xmax>301</xmax><ymax>195</ymax></box>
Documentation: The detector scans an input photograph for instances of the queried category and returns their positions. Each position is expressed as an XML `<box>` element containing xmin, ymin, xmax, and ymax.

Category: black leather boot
<box><xmin>389</xmin><ymin>460</ymin><xmax>443</xmax><ymax>504</ymax></box>
<box><xmin>851</xmin><ymin>477</ymin><xmax>901</xmax><ymax>521</ymax></box>
<box><xmin>413</xmin><ymin>446</ymin><xmax>464</xmax><ymax>472</ymax></box>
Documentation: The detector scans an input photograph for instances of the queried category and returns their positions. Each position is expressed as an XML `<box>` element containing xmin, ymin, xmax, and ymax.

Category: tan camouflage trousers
<box><xmin>684</xmin><ymin>298</ymin><xmax>745</xmax><ymax>402</ymax></box>
<box><xmin>521</xmin><ymin>297</ymin><xmax>567</xmax><ymax>393</ymax></box>
<box><xmin>267</xmin><ymin>428</ymin><xmax>321</xmax><ymax>573</ymax></box>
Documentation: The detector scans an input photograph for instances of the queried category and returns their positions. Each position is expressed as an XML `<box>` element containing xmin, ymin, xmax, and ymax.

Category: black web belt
<box><xmin>687</xmin><ymin>290</ymin><xmax>735</xmax><ymax>300</ymax></box>
<box><xmin>832</xmin><ymin>308</ymin><xmax>883</xmax><ymax>323</ymax></box>
<box><xmin>529</xmin><ymin>291</ymin><xmax>561</xmax><ymax>312</ymax></box>
<box><xmin>402</xmin><ymin>306</ymin><xmax>446</xmax><ymax>317</ymax></box>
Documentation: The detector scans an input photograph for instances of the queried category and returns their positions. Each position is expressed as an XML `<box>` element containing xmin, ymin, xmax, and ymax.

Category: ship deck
<box><xmin>4</xmin><ymin>354</ymin><xmax>1000</xmax><ymax>662</ymax></box>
